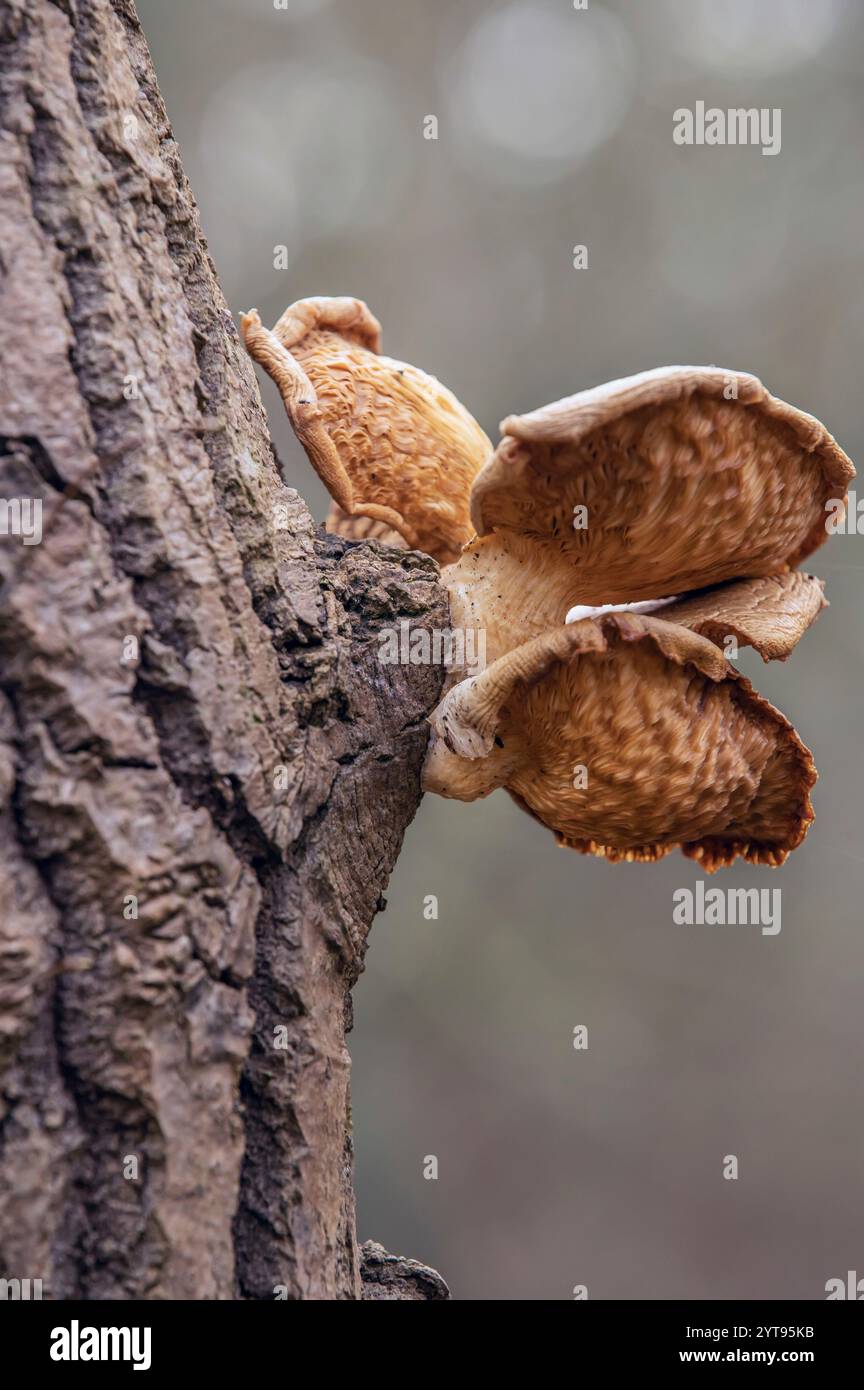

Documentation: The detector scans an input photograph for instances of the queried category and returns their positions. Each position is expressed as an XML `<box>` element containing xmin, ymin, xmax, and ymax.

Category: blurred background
<box><xmin>138</xmin><ymin>0</ymin><xmax>864</xmax><ymax>1299</ymax></box>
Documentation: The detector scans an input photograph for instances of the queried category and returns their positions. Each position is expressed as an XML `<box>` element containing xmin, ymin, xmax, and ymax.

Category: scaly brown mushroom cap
<box><xmin>444</xmin><ymin>365</ymin><xmax>853</xmax><ymax>661</ymax></box>
<box><xmin>423</xmin><ymin>614</ymin><xmax>816</xmax><ymax>870</ymax></box>
<box><xmin>471</xmin><ymin>366</ymin><xmax>852</xmax><ymax>597</ymax></box>
<box><xmin>241</xmin><ymin>297</ymin><xmax>490</xmax><ymax>564</ymax></box>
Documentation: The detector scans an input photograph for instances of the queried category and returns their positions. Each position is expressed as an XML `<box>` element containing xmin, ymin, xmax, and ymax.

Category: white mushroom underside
<box><xmin>564</xmin><ymin>595</ymin><xmax>680</xmax><ymax>625</ymax></box>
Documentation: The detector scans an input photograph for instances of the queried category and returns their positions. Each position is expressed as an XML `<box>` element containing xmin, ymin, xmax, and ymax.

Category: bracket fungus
<box><xmin>242</xmin><ymin>297</ymin><xmax>854</xmax><ymax>870</ymax></box>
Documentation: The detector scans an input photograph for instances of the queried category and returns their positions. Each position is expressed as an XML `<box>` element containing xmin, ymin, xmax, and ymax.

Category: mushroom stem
<box><xmin>240</xmin><ymin>310</ymin><xmax>419</xmax><ymax>545</ymax></box>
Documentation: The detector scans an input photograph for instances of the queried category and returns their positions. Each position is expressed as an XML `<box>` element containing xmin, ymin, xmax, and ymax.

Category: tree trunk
<box><xmin>0</xmin><ymin>0</ymin><xmax>449</xmax><ymax>1301</ymax></box>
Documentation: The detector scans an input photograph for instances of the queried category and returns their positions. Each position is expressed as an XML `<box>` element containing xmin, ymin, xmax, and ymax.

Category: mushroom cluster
<box><xmin>242</xmin><ymin>298</ymin><xmax>854</xmax><ymax>870</ymax></box>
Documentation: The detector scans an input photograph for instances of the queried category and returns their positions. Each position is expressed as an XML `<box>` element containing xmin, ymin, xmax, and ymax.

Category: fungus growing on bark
<box><xmin>240</xmin><ymin>299</ymin><xmax>490</xmax><ymax>564</ymax></box>
<box><xmin>242</xmin><ymin>299</ymin><xmax>854</xmax><ymax>869</ymax></box>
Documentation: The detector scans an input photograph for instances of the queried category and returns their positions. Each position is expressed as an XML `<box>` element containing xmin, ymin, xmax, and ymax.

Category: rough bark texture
<box><xmin>0</xmin><ymin>0</ymin><xmax>449</xmax><ymax>1300</ymax></box>
<box><xmin>359</xmin><ymin>1241</ymin><xmax>450</xmax><ymax>1302</ymax></box>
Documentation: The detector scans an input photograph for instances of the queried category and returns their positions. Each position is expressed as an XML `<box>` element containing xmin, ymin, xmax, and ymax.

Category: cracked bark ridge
<box><xmin>0</xmin><ymin>0</ymin><xmax>449</xmax><ymax>1300</ymax></box>
<box><xmin>360</xmin><ymin>1241</ymin><xmax>451</xmax><ymax>1301</ymax></box>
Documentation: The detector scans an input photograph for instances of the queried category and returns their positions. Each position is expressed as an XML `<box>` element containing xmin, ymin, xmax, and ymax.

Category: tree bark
<box><xmin>0</xmin><ymin>0</ymin><xmax>449</xmax><ymax>1300</ymax></box>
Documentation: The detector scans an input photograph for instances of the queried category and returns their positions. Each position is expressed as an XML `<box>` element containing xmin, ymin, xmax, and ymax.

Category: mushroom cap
<box><xmin>275</xmin><ymin>297</ymin><xmax>491</xmax><ymax>564</ymax></box>
<box><xmin>423</xmin><ymin>613</ymin><xmax>816</xmax><ymax>871</ymax></box>
<box><xmin>468</xmin><ymin>366</ymin><xmax>854</xmax><ymax>605</ymax></box>
<box><xmin>274</xmin><ymin>295</ymin><xmax>383</xmax><ymax>354</ymax></box>
<box><xmin>660</xmin><ymin>571</ymin><xmax>827</xmax><ymax>662</ymax></box>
